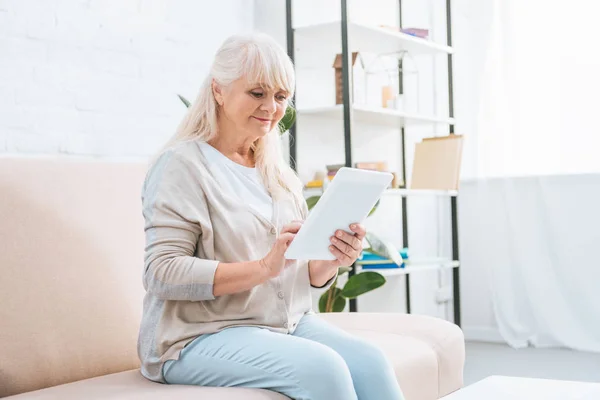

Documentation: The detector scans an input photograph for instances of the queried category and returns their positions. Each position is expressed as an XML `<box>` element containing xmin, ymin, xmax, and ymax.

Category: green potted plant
<box><xmin>178</xmin><ymin>95</ymin><xmax>402</xmax><ymax>312</ymax></box>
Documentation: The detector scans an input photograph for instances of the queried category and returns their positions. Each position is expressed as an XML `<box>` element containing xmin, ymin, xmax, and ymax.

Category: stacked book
<box><xmin>305</xmin><ymin>161</ymin><xmax>394</xmax><ymax>189</ymax></box>
<box><xmin>326</xmin><ymin>164</ymin><xmax>345</xmax><ymax>181</ymax></box>
<box><xmin>357</xmin><ymin>249</ymin><xmax>410</xmax><ymax>269</ymax></box>
<box><xmin>327</xmin><ymin>161</ymin><xmax>388</xmax><ymax>179</ymax></box>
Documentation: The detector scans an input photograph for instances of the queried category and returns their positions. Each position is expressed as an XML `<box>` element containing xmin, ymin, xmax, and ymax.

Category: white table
<box><xmin>442</xmin><ymin>376</ymin><xmax>600</xmax><ymax>399</ymax></box>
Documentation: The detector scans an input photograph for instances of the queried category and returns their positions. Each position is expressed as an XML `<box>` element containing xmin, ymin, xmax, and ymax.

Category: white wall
<box><xmin>0</xmin><ymin>0</ymin><xmax>254</xmax><ymax>157</ymax></box>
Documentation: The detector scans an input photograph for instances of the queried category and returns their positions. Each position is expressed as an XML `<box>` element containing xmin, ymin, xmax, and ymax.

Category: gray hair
<box><xmin>159</xmin><ymin>32</ymin><xmax>302</xmax><ymax>200</ymax></box>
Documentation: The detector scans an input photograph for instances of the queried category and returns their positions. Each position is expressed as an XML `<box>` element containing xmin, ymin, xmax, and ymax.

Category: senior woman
<box><xmin>137</xmin><ymin>32</ymin><xmax>404</xmax><ymax>400</ymax></box>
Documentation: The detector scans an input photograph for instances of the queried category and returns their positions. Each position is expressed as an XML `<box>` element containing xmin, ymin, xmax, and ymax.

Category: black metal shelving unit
<box><xmin>285</xmin><ymin>0</ymin><xmax>461</xmax><ymax>327</ymax></box>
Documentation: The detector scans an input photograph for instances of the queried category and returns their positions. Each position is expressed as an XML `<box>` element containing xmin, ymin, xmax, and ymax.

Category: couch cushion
<box><xmin>5</xmin><ymin>313</ymin><xmax>464</xmax><ymax>400</ymax></box>
<box><xmin>0</xmin><ymin>157</ymin><xmax>148</xmax><ymax>397</ymax></box>
<box><xmin>3</xmin><ymin>370</ymin><xmax>288</xmax><ymax>400</ymax></box>
<box><xmin>319</xmin><ymin>312</ymin><xmax>465</xmax><ymax>399</ymax></box>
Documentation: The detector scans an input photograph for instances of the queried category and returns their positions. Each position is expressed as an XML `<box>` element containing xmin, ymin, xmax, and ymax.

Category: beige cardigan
<box><xmin>137</xmin><ymin>139</ymin><xmax>334</xmax><ymax>383</ymax></box>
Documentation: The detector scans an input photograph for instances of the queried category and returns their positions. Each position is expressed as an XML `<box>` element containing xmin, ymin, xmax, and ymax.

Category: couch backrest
<box><xmin>0</xmin><ymin>156</ymin><xmax>148</xmax><ymax>397</ymax></box>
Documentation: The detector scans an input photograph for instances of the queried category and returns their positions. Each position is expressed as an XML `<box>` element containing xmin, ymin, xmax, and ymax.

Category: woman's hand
<box><xmin>259</xmin><ymin>221</ymin><xmax>302</xmax><ymax>279</ymax></box>
<box><xmin>308</xmin><ymin>223</ymin><xmax>367</xmax><ymax>286</ymax></box>
<box><xmin>326</xmin><ymin>223</ymin><xmax>366</xmax><ymax>267</ymax></box>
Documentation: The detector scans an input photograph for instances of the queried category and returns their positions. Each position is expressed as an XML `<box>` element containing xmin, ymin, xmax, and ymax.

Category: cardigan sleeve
<box><xmin>141</xmin><ymin>150</ymin><xmax>219</xmax><ymax>301</ymax></box>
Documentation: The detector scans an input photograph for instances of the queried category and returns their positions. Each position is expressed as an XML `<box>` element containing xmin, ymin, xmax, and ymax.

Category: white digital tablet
<box><xmin>285</xmin><ymin>167</ymin><xmax>393</xmax><ymax>260</ymax></box>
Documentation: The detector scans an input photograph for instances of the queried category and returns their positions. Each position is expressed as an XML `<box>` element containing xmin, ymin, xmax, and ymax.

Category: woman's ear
<box><xmin>212</xmin><ymin>80</ymin><xmax>224</xmax><ymax>106</ymax></box>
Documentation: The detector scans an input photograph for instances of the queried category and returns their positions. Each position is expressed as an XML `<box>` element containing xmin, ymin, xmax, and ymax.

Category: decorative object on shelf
<box><xmin>386</xmin><ymin>93</ymin><xmax>404</xmax><ymax>110</ymax></box>
<box><xmin>410</xmin><ymin>135</ymin><xmax>464</xmax><ymax>191</ymax></box>
<box><xmin>378</xmin><ymin>25</ymin><xmax>430</xmax><ymax>39</ymax></box>
<box><xmin>391</xmin><ymin>172</ymin><xmax>401</xmax><ymax>188</ymax></box>
<box><xmin>360</xmin><ymin>50</ymin><xmax>419</xmax><ymax>112</ymax></box>
<box><xmin>306</xmin><ymin>191</ymin><xmax>401</xmax><ymax>313</ymax></box>
<box><xmin>381</xmin><ymin>85</ymin><xmax>394</xmax><ymax>108</ymax></box>
<box><xmin>177</xmin><ymin>95</ymin><xmax>296</xmax><ymax>134</ymax></box>
<box><xmin>400</xmin><ymin>28</ymin><xmax>429</xmax><ymax>39</ymax></box>
<box><xmin>357</xmin><ymin>248</ymin><xmax>410</xmax><ymax>269</ymax></box>
<box><xmin>333</xmin><ymin>52</ymin><xmax>366</xmax><ymax>105</ymax></box>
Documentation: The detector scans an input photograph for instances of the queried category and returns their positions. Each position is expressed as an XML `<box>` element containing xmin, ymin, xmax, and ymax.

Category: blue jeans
<box><xmin>163</xmin><ymin>314</ymin><xmax>405</xmax><ymax>400</ymax></box>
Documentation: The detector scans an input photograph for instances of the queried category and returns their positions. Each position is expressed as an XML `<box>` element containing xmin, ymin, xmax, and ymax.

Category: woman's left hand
<box><xmin>321</xmin><ymin>223</ymin><xmax>367</xmax><ymax>268</ymax></box>
<box><xmin>307</xmin><ymin>223</ymin><xmax>366</xmax><ymax>287</ymax></box>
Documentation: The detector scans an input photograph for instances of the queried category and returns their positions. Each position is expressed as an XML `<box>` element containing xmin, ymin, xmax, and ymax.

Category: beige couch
<box><xmin>0</xmin><ymin>156</ymin><xmax>465</xmax><ymax>400</ymax></box>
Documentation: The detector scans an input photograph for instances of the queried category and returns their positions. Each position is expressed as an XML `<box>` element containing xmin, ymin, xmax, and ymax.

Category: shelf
<box><xmin>294</xmin><ymin>21</ymin><xmax>453</xmax><ymax>58</ymax></box>
<box><xmin>384</xmin><ymin>188</ymin><xmax>458</xmax><ymax>197</ymax></box>
<box><xmin>297</xmin><ymin>104</ymin><xmax>455</xmax><ymax>127</ymax></box>
<box><xmin>356</xmin><ymin>259</ymin><xmax>459</xmax><ymax>277</ymax></box>
<box><xmin>303</xmin><ymin>187</ymin><xmax>457</xmax><ymax>198</ymax></box>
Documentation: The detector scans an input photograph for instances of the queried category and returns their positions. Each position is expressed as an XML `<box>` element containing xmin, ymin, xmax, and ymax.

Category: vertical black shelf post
<box><xmin>446</xmin><ymin>0</ymin><xmax>461</xmax><ymax>327</ymax></box>
<box><xmin>398</xmin><ymin>0</ymin><xmax>411</xmax><ymax>314</ymax></box>
<box><xmin>285</xmin><ymin>0</ymin><xmax>297</xmax><ymax>171</ymax></box>
<box><xmin>340</xmin><ymin>0</ymin><xmax>357</xmax><ymax>312</ymax></box>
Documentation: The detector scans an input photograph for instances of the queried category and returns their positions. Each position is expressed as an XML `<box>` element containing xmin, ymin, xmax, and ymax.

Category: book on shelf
<box><xmin>357</xmin><ymin>249</ymin><xmax>409</xmax><ymax>269</ymax></box>
<box><xmin>410</xmin><ymin>134</ymin><xmax>463</xmax><ymax>191</ymax></box>
<box><xmin>326</xmin><ymin>163</ymin><xmax>345</xmax><ymax>172</ymax></box>
<box><xmin>306</xmin><ymin>161</ymin><xmax>396</xmax><ymax>188</ymax></box>
<box><xmin>378</xmin><ymin>25</ymin><xmax>430</xmax><ymax>39</ymax></box>
<box><xmin>354</xmin><ymin>161</ymin><xmax>388</xmax><ymax>171</ymax></box>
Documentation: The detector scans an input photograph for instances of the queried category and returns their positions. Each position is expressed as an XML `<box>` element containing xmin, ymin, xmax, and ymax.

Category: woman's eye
<box><xmin>276</xmin><ymin>95</ymin><xmax>288</xmax><ymax>101</ymax></box>
<box><xmin>250</xmin><ymin>92</ymin><xmax>263</xmax><ymax>98</ymax></box>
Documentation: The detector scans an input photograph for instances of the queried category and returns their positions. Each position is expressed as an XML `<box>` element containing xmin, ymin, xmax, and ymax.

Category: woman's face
<box><xmin>214</xmin><ymin>77</ymin><xmax>289</xmax><ymax>138</ymax></box>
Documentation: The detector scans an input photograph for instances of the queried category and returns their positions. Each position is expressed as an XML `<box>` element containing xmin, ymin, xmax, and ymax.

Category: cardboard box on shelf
<box><xmin>410</xmin><ymin>134</ymin><xmax>463</xmax><ymax>190</ymax></box>
<box><xmin>333</xmin><ymin>52</ymin><xmax>366</xmax><ymax>105</ymax></box>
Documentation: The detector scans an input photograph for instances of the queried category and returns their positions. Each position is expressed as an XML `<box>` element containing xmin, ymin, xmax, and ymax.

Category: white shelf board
<box><xmin>303</xmin><ymin>187</ymin><xmax>457</xmax><ymax>198</ymax></box>
<box><xmin>298</xmin><ymin>104</ymin><xmax>455</xmax><ymax>127</ymax></box>
<box><xmin>356</xmin><ymin>259</ymin><xmax>459</xmax><ymax>277</ymax></box>
<box><xmin>294</xmin><ymin>21</ymin><xmax>453</xmax><ymax>58</ymax></box>
<box><xmin>384</xmin><ymin>188</ymin><xmax>458</xmax><ymax>197</ymax></box>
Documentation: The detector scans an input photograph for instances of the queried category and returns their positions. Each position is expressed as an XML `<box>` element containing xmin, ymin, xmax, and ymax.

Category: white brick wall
<box><xmin>0</xmin><ymin>0</ymin><xmax>254</xmax><ymax>157</ymax></box>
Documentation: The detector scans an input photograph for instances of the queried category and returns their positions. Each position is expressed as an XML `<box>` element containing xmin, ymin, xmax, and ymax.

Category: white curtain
<box><xmin>460</xmin><ymin>0</ymin><xmax>600</xmax><ymax>351</ymax></box>
<box><xmin>460</xmin><ymin>176</ymin><xmax>600</xmax><ymax>351</ymax></box>
<box><xmin>473</xmin><ymin>0</ymin><xmax>600</xmax><ymax>178</ymax></box>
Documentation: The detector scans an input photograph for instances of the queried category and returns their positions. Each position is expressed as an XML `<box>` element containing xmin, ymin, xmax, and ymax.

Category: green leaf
<box><xmin>341</xmin><ymin>272</ymin><xmax>386</xmax><ymax>299</ymax></box>
<box><xmin>364</xmin><ymin>232</ymin><xmax>403</xmax><ymax>266</ymax></box>
<box><xmin>337</xmin><ymin>266</ymin><xmax>353</xmax><ymax>275</ymax></box>
<box><xmin>368</xmin><ymin>199</ymin><xmax>380</xmax><ymax>217</ymax></box>
<box><xmin>178</xmin><ymin>94</ymin><xmax>191</xmax><ymax>108</ymax></box>
<box><xmin>278</xmin><ymin>106</ymin><xmax>296</xmax><ymax>133</ymax></box>
<box><xmin>319</xmin><ymin>287</ymin><xmax>346</xmax><ymax>312</ymax></box>
<box><xmin>305</xmin><ymin>195</ymin><xmax>321</xmax><ymax>211</ymax></box>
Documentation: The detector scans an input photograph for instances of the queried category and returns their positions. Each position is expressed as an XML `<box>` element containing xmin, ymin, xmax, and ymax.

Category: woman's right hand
<box><xmin>259</xmin><ymin>221</ymin><xmax>302</xmax><ymax>279</ymax></box>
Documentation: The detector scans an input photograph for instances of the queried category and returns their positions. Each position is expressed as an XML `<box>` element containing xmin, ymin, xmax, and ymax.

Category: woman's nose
<box><xmin>260</xmin><ymin>96</ymin><xmax>277</xmax><ymax>113</ymax></box>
